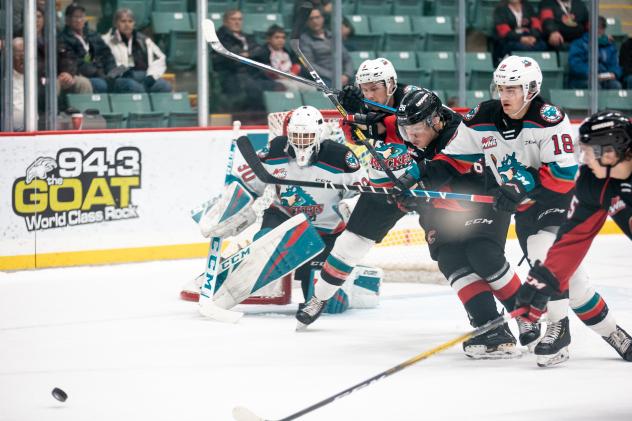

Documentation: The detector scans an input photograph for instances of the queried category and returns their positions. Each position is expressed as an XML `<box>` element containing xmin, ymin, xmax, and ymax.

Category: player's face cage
<box><xmin>288</xmin><ymin>131</ymin><xmax>317</xmax><ymax>149</ymax></box>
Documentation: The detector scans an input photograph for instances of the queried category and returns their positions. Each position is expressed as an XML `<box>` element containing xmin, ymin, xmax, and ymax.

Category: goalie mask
<box><xmin>355</xmin><ymin>58</ymin><xmax>398</xmax><ymax>100</ymax></box>
<box><xmin>579</xmin><ymin>110</ymin><xmax>632</xmax><ymax>166</ymax></box>
<box><xmin>286</xmin><ymin>106</ymin><xmax>325</xmax><ymax>167</ymax></box>
<box><xmin>491</xmin><ymin>55</ymin><xmax>542</xmax><ymax>112</ymax></box>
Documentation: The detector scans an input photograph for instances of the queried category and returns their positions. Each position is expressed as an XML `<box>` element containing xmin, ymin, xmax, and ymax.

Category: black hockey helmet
<box><xmin>579</xmin><ymin>111</ymin><xmax>632</xmax><ymax>159</ymax></box>
<box><xmin>396</xmin><ymin>87</ymin><xmax>443</xmax><ymax>128</ymax></box>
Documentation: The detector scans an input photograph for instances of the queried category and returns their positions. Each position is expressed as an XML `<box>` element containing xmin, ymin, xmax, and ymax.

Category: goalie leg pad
<box><xmin>316</xmin><ymin>230</ymin><xmax>375</xmax><ymax>301</ymax></box>
<box><xmin>198</xmin><ymin>181</ymin><xmax>256</xmax><ymax>238</ymax></box>
<box><xmin>213</xmin><ymin>214</ymin><xmax>325</xmax><ymax>309</ymax></box>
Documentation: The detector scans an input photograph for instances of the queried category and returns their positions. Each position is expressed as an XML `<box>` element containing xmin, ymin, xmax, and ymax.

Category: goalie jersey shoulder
<box><xmin>260</xmin><ymin>136</ymin><xmax>291</xmax><ymax>163</ymax></box>
<box><xmin>315</xmin><ymin>140</ymin><xmax>362</xmax><ymax>174</ymax></box>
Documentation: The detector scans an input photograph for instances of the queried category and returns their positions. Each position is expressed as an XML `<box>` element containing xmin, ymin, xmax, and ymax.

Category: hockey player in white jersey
<box><xmin>400</xmin><ymin>55</ymin><xmax>625</xmax><ymax>366</ymax></box>
<box><xmin>183</xmin><ymin>106</ymin><xmax>369</xmax><ymax>306</ymax></box>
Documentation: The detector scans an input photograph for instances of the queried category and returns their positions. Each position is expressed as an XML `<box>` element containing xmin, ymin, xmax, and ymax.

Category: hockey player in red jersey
<box><xmin>517</xmin><ymin>110</ymin><xmax>632</xmax><ymax>363</ymax></box>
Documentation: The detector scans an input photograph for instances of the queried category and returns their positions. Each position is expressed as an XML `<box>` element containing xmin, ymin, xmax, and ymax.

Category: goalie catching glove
<box><xmin>197</xmin><ymin>180</ymin><xmax>257</xmax><ymax>238</ymax></box>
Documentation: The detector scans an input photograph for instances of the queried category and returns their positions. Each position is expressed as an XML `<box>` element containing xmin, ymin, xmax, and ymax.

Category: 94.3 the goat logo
<box><xmin>12</xmin><ymin>147</ymin><xmax>142</xmax><ymax>231</ymax></box>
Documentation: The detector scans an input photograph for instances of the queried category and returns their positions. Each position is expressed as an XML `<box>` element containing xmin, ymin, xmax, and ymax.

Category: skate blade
<box><xmin>295</xmin><ymin>321</ymin><xmax>309</xmax><ymax>332</ymax></box>
<box><xmin>536</xmin><ymin>347</ymin><xmax>569</xmax><ymax>367</ymax></box>
<box><xmin>465</xmin><ymin>344</ymin><xmax>522</xmax><ymax>360</ymax></box>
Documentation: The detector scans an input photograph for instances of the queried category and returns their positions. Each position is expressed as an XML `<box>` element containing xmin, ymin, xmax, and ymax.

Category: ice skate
<box><xmin>463</xmin><ymin>323</ymin><xmax>520</xmax><ymax>359</ymax></box>
<box><xmin>516</xmin><ymin>316</ymin><xmax>541</xmax><ymax>351</ymax></box>
<box><xmin>534</xmin><ymin>317</ymin><xmax>570</xmax><ymax>367</ymax></box>
<box><xmin>603</xmin><ymin>325</ymin><xmax>632</xmax><ymax>362</ymax></box>
<box><xmin>296</xmin><ymin>296</ymin><xmax>326</xmax><ymax>331</ymax></box>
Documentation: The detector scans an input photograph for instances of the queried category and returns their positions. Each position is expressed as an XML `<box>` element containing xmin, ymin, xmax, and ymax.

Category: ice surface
<box><xmin>1</xmin><ymin>236</ymin><xmax>631</xmax><ymax>421</ymax></box>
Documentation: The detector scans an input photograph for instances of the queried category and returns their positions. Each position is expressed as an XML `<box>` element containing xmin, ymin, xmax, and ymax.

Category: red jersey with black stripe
<box><xmin>543</xmin><ymin>165</ymin><xmax>632</xmax><ymax>293</ymax></box>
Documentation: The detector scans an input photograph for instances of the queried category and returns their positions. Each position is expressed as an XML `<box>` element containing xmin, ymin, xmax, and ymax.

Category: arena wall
<box><xmin>0</xmin><ymin>123</ymin><xmax>621</xmax><ymax>271</ymax></box>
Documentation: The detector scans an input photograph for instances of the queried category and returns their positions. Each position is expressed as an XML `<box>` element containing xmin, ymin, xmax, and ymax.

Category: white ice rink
<box><xmin>1</xmin><ymin>235</ymin><xmax>631</xmax><ymax>421</ymax></box>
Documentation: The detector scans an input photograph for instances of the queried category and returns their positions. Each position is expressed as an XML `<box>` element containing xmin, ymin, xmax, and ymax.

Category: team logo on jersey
<box><xmin>497</xmin><ymin>153</ymin><xmax>535</xmax><ymax>190</ymax></box>
<box><xmin>540</xmin><ymin>104</ymin><xmax>563</xmax><ymax>124</ymax></box>
<box><xmin>371</xmin><ymin>143</ymin><xmax>411</xmax><ymax>171</ymax></box>
<box><xmin>426</xmin><ymin>229</ymin><xmax>437</xmax><ymax>245</ymax></box>
<box><xmin>272</xmin><ymin>168</ymin><xmax>287</xmax><ymax>178</ymax></box>
<box><xmin>280</xmin><ymin>186</ymin><xmax>323</xmax><ymax>221</ymax></box>
<box><xmin>481</xmin><ymin>136</ymin><xmax>497</xmax><ymax>150</ymax></box>
<box><xmin>344</xmin><ymin>151</ymin><xmax>360</xmax><ymax>170</ymax></box>
<box><xmin>463</xmin><ymin>104</ymin><xmax>479</xmax><ymax>121</ymax></box>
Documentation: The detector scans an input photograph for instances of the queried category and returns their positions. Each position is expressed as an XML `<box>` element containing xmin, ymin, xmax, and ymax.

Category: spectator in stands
<box><xmin>250</xmin><ymin>25</ymin><xmax>305</xmax><ymax>92</ymax></box>
<box><xmin>493</xmin><ymin>0</ymin><xmax>547</xmax><ymax>65</ymax></box>
<box><xmin>568</xmin><ymin>16</ymin><xmax>622</xmax><ymax>90</ymax></box>
<box><xmin>292</xmin><ymin>0</ymin><xmax>332</xmax><ymax>31</ymax></box>
<box><xmin>539</xmin><ymin>0</ymin><xmax>588</xmax><ymax>50</ymax></box>
<box><xmin>299</xmin><ymin>8</ymin><xmax>353</xmax><ymax>87</ymax></box>
<box><xmin>620</xmin><ymin>38</ymin><xmax>632</xmax><ymax>89</ymax></box>
<box><xmin>58</xmin><ymin>3</ymin><xmax>116</xmax><ymax>93</ymax></box>
<box><xmin>341</xmin><ymin>17</ymin><xmax>358</xmax><ymax>52</ymax></box>
<box><xmin>11</xmin><ymin>37</ymin><xmax>26</xmax><ymax>131</ymax></box>
<box><xmin>102</xmin><ymin>8</ymin><xmax>172</xmax><ymax>93</ymax></box>
<box><xmin>214</xmin><ymin>9</ymin><xmax>269</xmax><ymax>110</ymax></box>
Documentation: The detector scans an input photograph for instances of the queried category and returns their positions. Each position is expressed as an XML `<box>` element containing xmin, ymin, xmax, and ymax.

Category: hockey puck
<box><xmin>51</xmin><ymin>387</ymin><xmax>67</xmax><ymax>402</ymax></box>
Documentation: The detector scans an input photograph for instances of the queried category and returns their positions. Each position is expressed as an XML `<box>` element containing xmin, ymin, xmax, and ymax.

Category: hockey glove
<box><xmin>493</xmin><ymin>181</ymin><xmax>528</xmax><ymax>212</ymax></box>
<box><xmin>338</xmin><ymin>84</ymin><xmax>364</xmax><ymax>114</ymax></box>
<box><xmin>515</xmin><ymin>261</ymin><xmax>558</xmax><ymax>322</ymax></box>
<box><xmin>390</xmin><ymin>171</ymin><xmax>422</xmax><ymax>212</ymax></box>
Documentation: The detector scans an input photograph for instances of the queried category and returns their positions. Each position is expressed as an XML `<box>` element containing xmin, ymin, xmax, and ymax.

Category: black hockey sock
<box><xmin>462</xmin><ymin>290</ymin><xmax>501</xmax><ymax>327</ymax></box>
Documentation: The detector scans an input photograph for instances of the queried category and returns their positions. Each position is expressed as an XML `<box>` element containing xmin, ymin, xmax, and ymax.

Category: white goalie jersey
<box><xmin>232</xmin><ymin>136</ymin><xmax>369</xmax><ymax>234</ymax></box>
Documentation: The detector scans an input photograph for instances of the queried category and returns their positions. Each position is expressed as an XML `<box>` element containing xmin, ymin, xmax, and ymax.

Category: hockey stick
<box><xmin>287</xmin><ymin>31</ymin><xmax>407</xmax><ymax>192</ymax></box>
<box><xmin>236</xmin><ymin>136</ymin><xmax>494</xmax><ymax>204</ymax></box>
<box><xmin>199</xmin><ymin>121</ymin><xmax>244</xmax><ymax>323</ymax></box>
<box><xmin>232</xmin><ymin>307</ymin><xmax>527</xmax><ymax>421</ymax></box>
<box><xmin>201</xmin><ymin>19</ymin><xmax>395</xmax><ymax>114</ymax></box>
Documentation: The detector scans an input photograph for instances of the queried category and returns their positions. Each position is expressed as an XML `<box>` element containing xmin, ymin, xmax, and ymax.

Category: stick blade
<box><xmin>199</xmin><ymin>300</ymin><xmax>243</xmax><ymax>323</ymax></box>
<box><xmin>233</xmin><ymin>406</ymin><xmax>266</xmax><ymax>421</ymax></box>
<box><xmin>202</xmin><ymin>18</ymin><xmax>218</xmax><ymax>44</ymax></box>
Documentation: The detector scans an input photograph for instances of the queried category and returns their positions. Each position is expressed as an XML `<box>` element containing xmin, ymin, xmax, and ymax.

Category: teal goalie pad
<box><xmin>213</xmin><ymin>214</ymin><xmax>325</xmax><ymax>309</ymax></box>
<box><xmin>194</xmin><ymin>181</ymin><xmax>256</xmax><ymax>238</ymax></box>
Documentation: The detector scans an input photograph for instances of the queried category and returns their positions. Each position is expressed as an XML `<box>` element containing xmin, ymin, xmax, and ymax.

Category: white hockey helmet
<box><xmin>286</xmin><ymin>105</ymin><xmax>325</xmax><ymax>167</ymax></box>
<box><xmin>355</xmin><ymin>58</ymin><xmax>398</xmax><ymax>97</ymax></box>
<box><xmin>492</xmin><ymin>55</ymin><xmax>542</xmax><ymax>102</ymax></box>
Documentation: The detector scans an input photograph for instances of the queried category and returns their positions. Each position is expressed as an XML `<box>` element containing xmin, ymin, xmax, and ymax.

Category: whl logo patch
<box><xmin>481</xmin><ymin>136</ymin><xmax>497</xmax><ymax>149</ymax></box>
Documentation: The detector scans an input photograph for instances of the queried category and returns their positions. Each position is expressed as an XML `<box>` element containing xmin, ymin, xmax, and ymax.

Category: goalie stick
<box><xmin>286</xmin><ymin>16</ymin><xmax>407</xmax><ymax>192</ymax></box>
<box><xmin>232</xmin><ymin>307</ymin><xmax>527</xmax><ymax>421</ymax></box>
<box><xmin>201</xmin><ymin>19</ymin><xmax>395</xmax><ymax>114</ymax></box>
<box><xmin>198</xmin><ymin>121</ymin><xmax>244</xmax><ymax>323</ymax></box>
<box><xmin>236</xmin><ymin>136</ymin><xmax>495</xmax><ymax>204</ymax></box>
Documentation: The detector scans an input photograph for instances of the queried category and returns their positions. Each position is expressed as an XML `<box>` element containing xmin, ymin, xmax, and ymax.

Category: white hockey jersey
<box><xmin>232</xmin><ymin>136</ymin><xmax>368</xmax><ymax>234</ymax></box>
<box><xmin>433</xmin><ymin>98</ymin><xmax>578</xmax><ymax>200</ymax></box>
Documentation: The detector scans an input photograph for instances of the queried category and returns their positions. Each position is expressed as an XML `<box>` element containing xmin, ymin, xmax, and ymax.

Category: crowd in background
<box><xmin>3</xmin><ymin>0</ymin><xmax>632</xmax><ymax>130</ymax></box>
